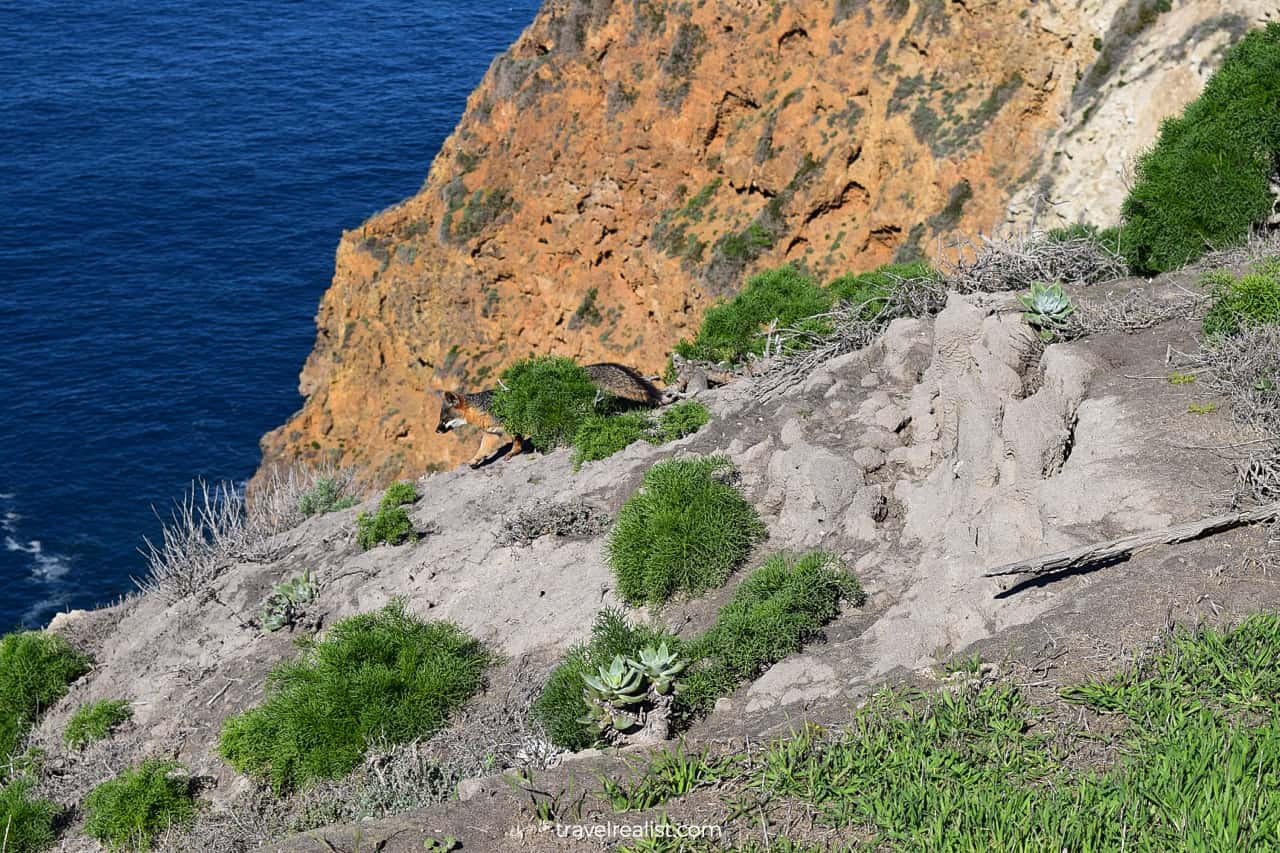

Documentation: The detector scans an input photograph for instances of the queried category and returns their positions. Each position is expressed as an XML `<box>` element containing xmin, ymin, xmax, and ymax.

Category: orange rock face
<box><xmin>257</xmin><ymin>0</ymin><xmax>1095</xmax><ymax>486</ymax></box>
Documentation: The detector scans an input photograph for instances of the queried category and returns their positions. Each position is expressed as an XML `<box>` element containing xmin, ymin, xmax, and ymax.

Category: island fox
<box><xmin>435</xmin><ymin>362</ymin><xmax>662</xmax><ymax>468</ymax></box>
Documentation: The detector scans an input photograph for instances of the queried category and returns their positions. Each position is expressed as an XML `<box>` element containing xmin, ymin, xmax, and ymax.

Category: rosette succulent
<box><xmin>1020</xmin><ymin>281</ymin><xmax>1075</xmax><ymax>339</ymax></box>
<box><xmin>629</xmin><ymin>643</ymin><xmax>686</xmax><ymax>695</ymax></box>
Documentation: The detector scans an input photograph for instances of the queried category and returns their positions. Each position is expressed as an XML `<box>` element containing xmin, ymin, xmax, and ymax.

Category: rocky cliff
<box><xmin>256</xmin><ymin>0</ymin><xmax>1277</xmax><ymax>484</ymax></box>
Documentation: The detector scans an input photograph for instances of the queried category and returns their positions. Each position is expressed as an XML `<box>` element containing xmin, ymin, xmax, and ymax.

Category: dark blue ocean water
<box><xmin>0</xmin><ymin>0</ymin><xmax>540</xmax><ymax>631</ymax></box>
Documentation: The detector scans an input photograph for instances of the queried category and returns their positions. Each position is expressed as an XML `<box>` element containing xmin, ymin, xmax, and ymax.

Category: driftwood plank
<box><xmin>982</xmin><ymin>502</ymin><xmax>1280</xmax><ymax>579</ymax></box>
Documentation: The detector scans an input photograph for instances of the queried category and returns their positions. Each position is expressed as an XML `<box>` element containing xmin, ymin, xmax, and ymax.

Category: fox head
<box><xmin>436</xmin><ymin>391</ymin><xmax>468</xmax><ymax>433</ymax></box>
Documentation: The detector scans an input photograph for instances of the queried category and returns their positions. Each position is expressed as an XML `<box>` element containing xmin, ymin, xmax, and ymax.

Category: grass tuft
<box><xmin>676</xmin><ymin>552</ymin><xmax>863</xmax><ymax>720</ymax></box>
<box><xmin>354</xmin><ymin>481</ymin><xmax>418</xmax><ymax>550</ymax></box>
<box><xmin>64</xmin><ymin>699</ymin><xmax>132</xmax><ymax>750</ymax></box>
<box><xmin>571</xmin><ymin>401</ymin><xmax>711</xmax><ymax>468</ymax></box>
<box><xmin>606</xmin><ymin>456</ymin><xmax>765</xmax><ymax>605</ymax></box>
<box><xmin>0</xmin><ymin>631</ymin><xmax>90</xmax><ymax>762</ymax></box>
<box><xmin>827</xmin><ymin>260</ymin><xmax>938</xmax><ymax>321</ymax></box>
<box><xmin>1202</xmin><ymin>258</ymin><xmax>1280</xmax><ymax>338</ymax></box>
<box><xmin>0</xmin><ymin>777</ymin><xmax>59</xmax><ymax>853</ymax></box>
<box><xmin>218</xmin><ymin>600</ymin><xmax>492</xmax><ymax>792</ymax></box>
<box><xmin>83</xmin><ymin>760</ymin><xmax>196</xmax><ymax>851</ymax></box>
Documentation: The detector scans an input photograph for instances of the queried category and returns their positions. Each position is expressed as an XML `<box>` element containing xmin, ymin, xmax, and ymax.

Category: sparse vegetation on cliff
<box><xmin>675</xmin><ymin>552</ymin><xmax>864</xmax><ymax>722</ymax></box>
<box><xmin>296</xmin><ymin>475</ymin><xmax>358</xmax><ymax>517</ymax></box>
<box><xmin>533</xmin><ymin>608</ymin><xmax>679</xmax><ymax>751</ymax></box>
<box><xmin>571</xmin><ymin>400</ymin><xmax>710</xmax><ymax>468</ymax></box>
<box><xmin>616</xmin><ymin>613</ymin><xmax>1280</xmax><ymax>852</ymax></box>
<box><xmin>83</xmin><ymin>760</ymin><xmax>197</xmax><ymax>851</ymax></box>
<box><xmin>0</xmin><ymin>630</ymin><xmax>90</xmax><ymax>762</ymax></box>
<box><xmin>64</xmin><ymin>699</ymin><xmax>132</xmax><ymax>751</ymax></box>
<box><xmin>1202</xmin><ymin>258</ymin><xmax>1280</xmax><ymax>338</ymax></box>
<box><xmin>218</xmin><ymin>600</ymin><xmax>493</xmax><ymax>792</ymax></box>
<box><xmin>0</xmin><ymin>777</ymin><xmax>59</xmax><ymax>853</ymax></box>
<box><xmin>355</xmin><ymin>481</ymin><xmax>418</xmax><ymax>549</ymax></box>
<box><xmin>607</xmin><ymin>456</ymin><xmax>765</xmax><ymax>605</ymax></box>
<box><xmin>1120</xmin><ymin>22</ymin><xmax>1280</xmax><ymax>273</ymax></box>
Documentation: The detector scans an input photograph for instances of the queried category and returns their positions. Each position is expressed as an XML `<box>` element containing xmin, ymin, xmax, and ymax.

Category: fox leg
<box><xmin>503</xmin><ymin>434</ymin><xmax>531</xmax><ymax>460</ymax></box>
<box><xmin>469</xmin><ymin>432</ymin><xmax>506</xmax><ymax>468</ymax></box>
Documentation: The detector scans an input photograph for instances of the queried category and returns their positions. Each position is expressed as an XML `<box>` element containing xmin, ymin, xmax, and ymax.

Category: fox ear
<box><xmin>443</xmin><ymin>391</ymin><xmax>462</xmax><ymax>406</ymax></box>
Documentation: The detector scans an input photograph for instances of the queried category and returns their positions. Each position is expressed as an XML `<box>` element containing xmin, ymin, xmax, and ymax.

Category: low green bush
<box><xmin>64</xmin><ymin>699</ymin><xmax>132</xmax><ymax>750</ymax></box>
<box><xmin>491</xmin><ymin>356</ymin><xmax>599</xmax><ymax>449</ymax></box>
<box><xmin>532</xmin><ymin>609</ymin><xmax>680</xmax><ymax>751</ymax></box>
<box><xmin>355</xmin><ymin>481</ymin><xmax>418</xmax><ymax>549</ymax></box>
<box><xmin>570</xmin><ymin>401</ymin><xmax>711</xmax><ymax>469</ymax></box>
<box><xmin>0</xmin><ymin>631</ymin><xmax>91</xmax><ymax>761</ymax></box>
<box><xmin>676</xmin><ymin>552</ymin><xmax>863</xmax><ymax>720</ymax></box>
<box><xmin>0</xmin><ymin>778</ymin><xmax>58</xmax><ymax>853</ymax></box>
<box><xmin>572</xmin><ymin>412</ymin><xmax>651</xmax><ymax>468</ymax></box>
<box><xmin>297</xmin><ymin>477</ymin><xmax>358</xmax><ymax>517</ymax></box>
<box><xmin>1120</xmin><ymin>23</ymin><xmax>1280</xmax><ymax>273</ymax></box>
<box><xmin>827</xmin><ymin>260</ymin><xmax>937</xmax><ymax>321</ymax></box>
<box><xmin>218</xmin><ymin>600</ymin><xmax>492</xmax><ymax>792</ymax></box>
<box><xmin>1202</xmin><ymin>259</ymin><xmax>1280</xmax><ymax>337</ymax></box>
<box><xmin>675</xmin><ymin>266</ymin><xmax>833</xmax><ymax>364</ymax></box>
<box><xmin>83</xmin><ymin>760</ymin><xmax>196</xmax><ymax>851</ymax></box>
<box><xmin>607</xmin><ymin>456</ymin><xmax>765</xmax><ymax>605</ymax></box>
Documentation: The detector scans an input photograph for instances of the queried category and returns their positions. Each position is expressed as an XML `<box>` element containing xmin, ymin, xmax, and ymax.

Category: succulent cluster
<box><xmin>577</xmin><ymin>644</ymin><xmax>685</xmax><ymax>737</ymax></box>
<box><xmin>260</xmin><ymin>569</ymin><xmax>318</xmax><ymax>632</ymax></box>
<box><xmin>1020</xmin><ymin>281</ymin><xmax>1075</xmax><ymax>340</ymax></box>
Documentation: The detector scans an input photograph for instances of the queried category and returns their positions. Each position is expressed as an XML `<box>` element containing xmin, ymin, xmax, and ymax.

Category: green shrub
<box><xmin>827</xmin><ymin>260</ymin><xmax>937</xmax><ymax>321</ymax></box>
<box><xmin>1120</xmin><ymin>23</ymin><xmax>1280</xmax><ymax>273</ymax></box>
<box><xmin>0</xmin><ymin>777</ymin><xmax>58</xmax><ymax>853</ymax></box>
<box><xmin>297</xmin><ymin>477</ymin><xmax>358</xmax><ymax>517</ymax></box>
<box><xmin>651</xmin><ymin>400</ymin><xmax>710</xmax><ymax>443</ymax></box>
<box><xmin>675</xmin><ymin>266</ymin><xmax>833</xmax><ymax>364</ymax></box>
<box><xmin>676</xmin><ymin>552</ymin><xmax>864</xmax><ymax>720</ymax></box>
<box><xmin>83</xmin><ymin>760</ymin><xmax>196</xmax><ymax>851</ymax></box>
<box><xmin>532</xmin><ymin>609</ymin><xmax>680</xmax><ymax>750</ymax></box>
<box><xmin>607</xmin><ymin>456</ymin><xmax>765</xmax><ymax>605</ymax></box>
<box><xmin>570</xmin><ymin>401</ymin><xmax>711</xmax><ymax>469</ymax></box>
<box><xmin>571</xmin><ymin>412</ymin><xmax>651</xmax><ymax>468</ymax></box>
<box><xmin>0</xmin><ymin>631</ymin><xmax>91</xmax><ymax>760</ymax></box>
<box><xmin>64</xmin><ymin>699</ymin><xmax>132</xmax><ymax>750</ymax></box>
<box><xmin>491</xmin><ymin>356</ymin><xmax>599</xmax><ymax>449</ymax></box>
<box><xmin>1202</xmin><ymin>259</ymin><xmax>1280</xmax><ymax>337</ymax></box>
<box><xmin>218</xmin><ymin>600</ymin><xmax>492</xmax><ymax>792</ymax></box>
<box><xmin>355</xmin><ymin>481</ymin><xmax>418</xmax><ymax>549</ymax></box>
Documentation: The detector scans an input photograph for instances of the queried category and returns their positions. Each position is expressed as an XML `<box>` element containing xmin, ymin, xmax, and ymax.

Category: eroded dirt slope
<box><xmin>36</xmin><ymin>262</ymin><xmax>1279</xmax><ymax>850</ymax></box>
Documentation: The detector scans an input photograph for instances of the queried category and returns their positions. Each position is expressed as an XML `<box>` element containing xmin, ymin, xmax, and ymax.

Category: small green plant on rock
<box><xmin>571</xmin><ymin>401</ymin><xmax>711</xmax><ymax>468</ymax></box>
<box><xmin>64</xmin><ymin>699</ymin><xmax>132</xmax><ymax>750</ymax></box>
<box><xmin>676</xmin><ymin>552</ymin><xmax>864</xmax><ymax>722</ymax></box>
<box><xmin>1019</xmin><ymin>281</ymin><xmax>1075</xmax><ymax>340</ymax></box>
<box><xmin>355</xmin><ymin>481</ymin><xmax>419</xmax><ymax>549</ymax></box>
<box><xmin>607</xmin><ymin>456</ymin><xmax>766</xmax><ymax>605</ymax></box>
<box><xmin>297</xmin><ymin>476</ymin><xmax>359</xmax><ymax>517</ymax></box>
<box><xmin>0</xmin><ymin>777</ymin><xmax>59</xmax><ymax>853</ymax></box>
<box><xmin>1202</xmin><ymin>260</ymin><xmax>1280</xmax><ymax>338</ymax></box>
<box><xmin>259</xmin><ymin>569</ymin><xmax>319</xmax><ymax>632</ymax></box>
<box><xmin>0</xmin><ymin>630</ymin><xmax>91</xmax><ymax>761</ymax></box>
<box><xmin>83</xmin><ymin>760</ymin><xmax>197</xmax><ymax>851</ymax></box>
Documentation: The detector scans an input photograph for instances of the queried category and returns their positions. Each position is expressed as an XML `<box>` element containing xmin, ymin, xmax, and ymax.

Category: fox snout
<box><xmin>437</xmin><ymin>391</ymin><xmax>467</xmax><ymax>433</ymax></box>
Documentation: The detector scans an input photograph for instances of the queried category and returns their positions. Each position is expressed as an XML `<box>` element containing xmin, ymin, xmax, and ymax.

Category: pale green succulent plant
<box><xmin>1020</xmin><ymin>281</ymin><xmax>1075</xmax><ymax>340</ymax></box>
<box><xmin>577</xmin><ymin>646</ymin><xmax>687</xmax><ymax>737</ymax></box>
<box><xmin>260</xmin><ymin>569</ymin><xmax>318</xmax><ymax>632</ymax></box>
<box><xmin>629</xmin><ymin>643</ymin><xmax>686</xmax><ymax>695</ymax></box>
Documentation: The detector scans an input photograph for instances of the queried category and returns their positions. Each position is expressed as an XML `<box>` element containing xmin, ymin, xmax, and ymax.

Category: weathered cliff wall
<box><xmin>257</xmin><ymin>0</ymin><xmax>1277</xmax><ymax>485</ymax></box>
